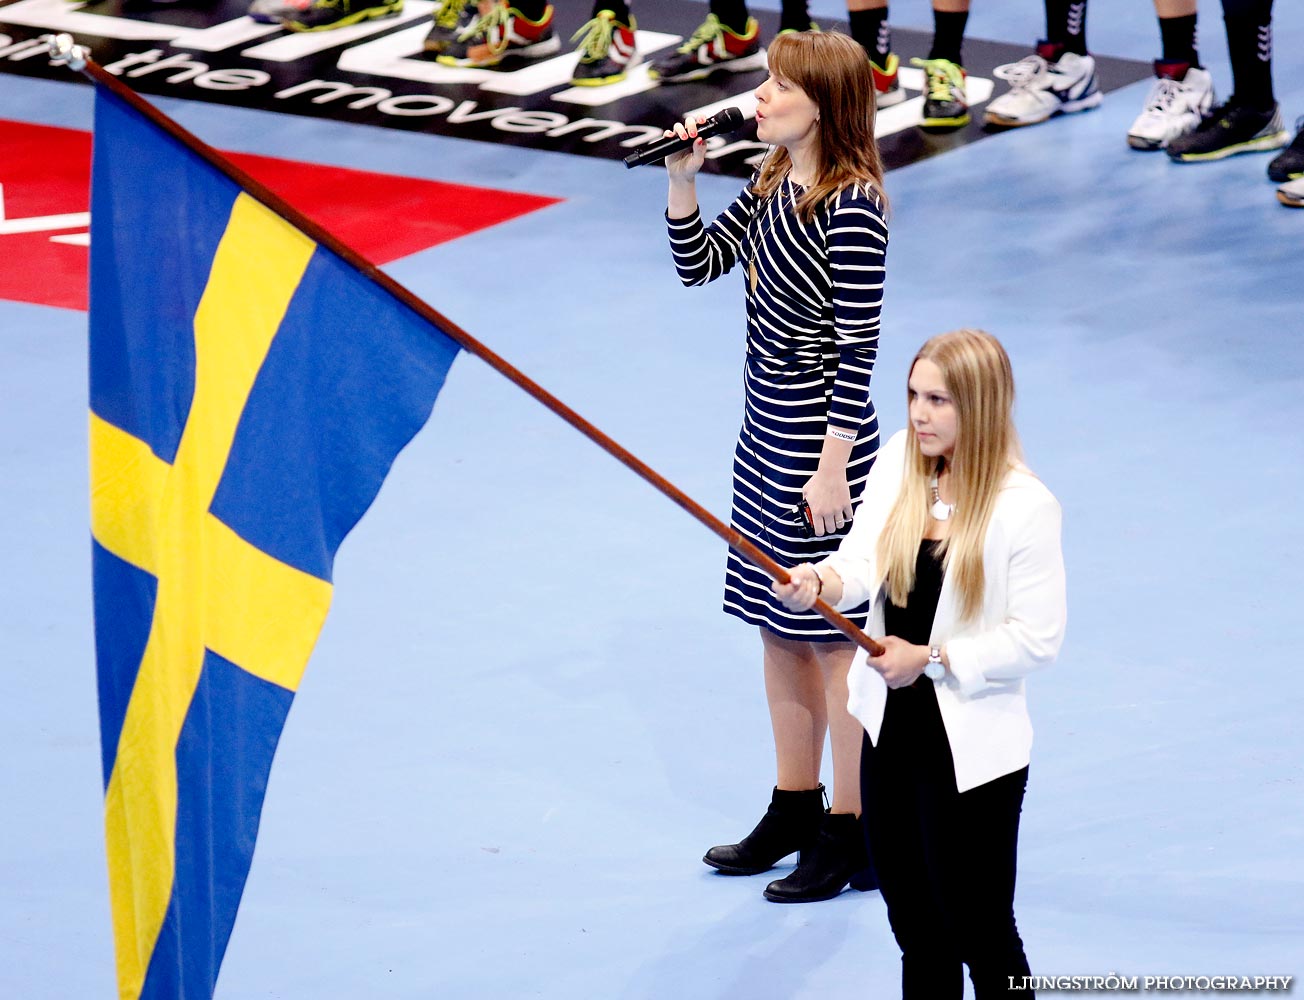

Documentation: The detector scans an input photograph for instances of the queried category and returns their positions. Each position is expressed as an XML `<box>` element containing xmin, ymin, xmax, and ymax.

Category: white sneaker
<box><xmin>984</xmin><ymin>43</ymin><xmax>1102</xmax><ymax>127</ymax></box>
<box><xmin>1127</xmin><ymin>62</ymin><xmax>1215</xmax><ymax>150</ymax></box>
<box><xmin>1278</xmin><ymin>177</ymin><xmax>1304</xmax><ymax>208</ymax></box>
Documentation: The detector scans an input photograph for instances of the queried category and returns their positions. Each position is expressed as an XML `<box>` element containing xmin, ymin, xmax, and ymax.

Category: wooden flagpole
<box><xmin>45</xmin><ymin>34</ymin><xmax>884</xmax><ymax>658</ymax></box>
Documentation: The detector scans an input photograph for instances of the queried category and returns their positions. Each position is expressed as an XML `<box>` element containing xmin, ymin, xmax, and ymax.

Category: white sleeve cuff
<box><xmin>943</xmin><ymin>637</ymin><xmax>987</xmax><ymax>699</ymax></box>
<box><xmin>820</xmin><ymin>552</ymin><xmax>869</xmax><ymax>611</ymax></box>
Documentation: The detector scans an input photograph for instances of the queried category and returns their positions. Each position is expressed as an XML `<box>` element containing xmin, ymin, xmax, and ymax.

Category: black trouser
<box><xmin>860</xmin><ymin>679</ymin><xmax>1032</xmax><ymax>1000</ymax></box>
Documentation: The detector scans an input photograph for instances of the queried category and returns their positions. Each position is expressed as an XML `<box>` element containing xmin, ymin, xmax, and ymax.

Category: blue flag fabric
<box><xmin>89</xmin><ymin>87</ymin><xmax>461</xmax><ymax>1000</ymax></box>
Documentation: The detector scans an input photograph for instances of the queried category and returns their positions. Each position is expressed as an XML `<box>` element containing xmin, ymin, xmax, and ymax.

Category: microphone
<box><xmin>623</xmin><ymin>107</ymin><xmax>746</xmax><ymax>168</ymax></box>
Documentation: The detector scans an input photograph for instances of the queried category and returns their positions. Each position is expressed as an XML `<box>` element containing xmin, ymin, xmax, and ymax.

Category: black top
<box><xmin>879</xmin><ymin>537</ymin><xmax>948</xmax><ymax>747</ymax></box>
<box><xmin>884</xmin><ymin>538</ymin><xmax>945</xmax><ymax>646</ymax></box>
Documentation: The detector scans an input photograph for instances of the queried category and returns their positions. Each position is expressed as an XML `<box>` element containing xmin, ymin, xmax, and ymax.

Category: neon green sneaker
<box><xmin>285</xmin><ymin>0</ymin><xmax>402</xmax><ymax>33</ymax></box>
<box><xmin>570</xmin><ymin>10</ymin><xmax>639</xmax><ymax>87</ymax></box>
<box><xmin>912</xmin><ymin>56</ymin><xmax>970</xmax><ymax>132</ymax></box>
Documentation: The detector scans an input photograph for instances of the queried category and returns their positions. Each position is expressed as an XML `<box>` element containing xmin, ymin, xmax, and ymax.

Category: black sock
<box><xmin>1224</xmin><ymin>5</ymin><xmax>1275</xmax><ymax>109</ymax></box>
<box><xmin>591</xmin><ymin>0</ymin><xmax>630</xmax><ymax>23</ymax></box>
<box><xmin>849</xmin><ymin>7</ymin><xmax>891</xmax><ymax>63</ymax></box>
<box><xmin>928</xmin><ymin>9</ymin><xmax>968</xmax><ymax>65</ymax></box>
<box><xmin>513</xmin><ymin>0</ymin><xmax>547</xmax><ymax>21</ymax></box>
<box><xmin>710</xmin><ymin>0</ymin><xmax>751</xmax><ymax>35</ymax></box>
<box><xmin>779</xmin><ymin>0</ymin><xmax>811</xmax><ymax>33</ymax></box>
<box><xmin>1158</xmin><ymin>13</ymin><xmax>1199</xmax><ymax>67</ymax></box>
<box><xmin>1045</xmin><ymin>0</ymin><xmax>1087</xmax><ymax>54</ymax></box>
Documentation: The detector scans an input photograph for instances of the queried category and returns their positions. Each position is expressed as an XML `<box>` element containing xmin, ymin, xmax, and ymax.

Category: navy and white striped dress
<box><xmin>667</xmin><ymin>175</ymin><xmax>888</xmax><ymax>639</ymax></box>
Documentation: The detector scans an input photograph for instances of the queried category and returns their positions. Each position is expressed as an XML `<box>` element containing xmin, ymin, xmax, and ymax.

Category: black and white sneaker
<box><xmin>1126</xmin><ymin>61</ymin><xmax>1214</xmax><ymax>150</ymax></box>
<box><xmin>1166</xmin><ymin>100</ymin><xmax>1289</xmax><ymax>163</ymax></box>
<box><xmin>1267</xmin><ymin>115</ymin><xmax>1304</xmax><ymax>182</ymax></box>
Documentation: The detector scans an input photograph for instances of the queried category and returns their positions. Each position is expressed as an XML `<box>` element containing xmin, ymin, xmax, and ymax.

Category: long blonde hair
<box><xmin>753</xmin><ymin>31</ymin><xmax>888</xmax><ymax>222</ymax></box>
<box><xmin>876</xmin><ymin>330</ymin><xmax>1022</xmax><ymax>622</ymax></box>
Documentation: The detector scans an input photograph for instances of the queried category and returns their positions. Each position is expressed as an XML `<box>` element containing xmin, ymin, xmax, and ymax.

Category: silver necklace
<box><xmin>929</xmin><ymin>475</ymin><xmax>955</xmax><ymax>521</ymax></box>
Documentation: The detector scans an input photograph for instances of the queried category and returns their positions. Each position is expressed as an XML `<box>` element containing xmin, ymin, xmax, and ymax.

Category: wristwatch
<box><xmin>923</xmin><ymin>646</ymin><xmax>945</xmax><ymax>681</ymax></box>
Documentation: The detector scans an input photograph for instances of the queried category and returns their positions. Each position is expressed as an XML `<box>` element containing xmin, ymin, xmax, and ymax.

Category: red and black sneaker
<box><xmin>436</xmin><ymin>1</ymin><xmax>560</xmax><ymax>68</ymax></box>
<box><xmin>870</xmin><ymin>52</ymin><xmax>906</xmax><ymax>108</ymax></box>
<box><xmin>648</xmin><ymin>14</ymin><xmax>766</xmax><ymax>84</ymax></box>
<box><xmin>570</xmin><ymin>9</ymin><xmax>639</xmax><ymax>86</ymax></box>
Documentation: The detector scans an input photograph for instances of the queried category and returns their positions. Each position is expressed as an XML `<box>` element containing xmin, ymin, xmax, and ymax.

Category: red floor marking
<box><xmin>0</xmin><ymin>118</ymin><xmax>561</xmax><ymax>312</ymax></box>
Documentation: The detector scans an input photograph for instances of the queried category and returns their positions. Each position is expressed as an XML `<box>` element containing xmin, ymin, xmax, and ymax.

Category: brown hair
<box><xmin>753</xmin><ymin>31</ymin><xmax>888</xmax><ymax>222</ymax></box>
<box><xmin>876</xmin><ymin>330</ymin><xmax>1022</xmax><ymax>622</ymax></box>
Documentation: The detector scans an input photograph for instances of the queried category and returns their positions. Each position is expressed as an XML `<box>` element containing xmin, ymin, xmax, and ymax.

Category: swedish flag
<box><xmin>89</xmin><ymin>89</ymin><xmax>460</xmax><ymax>999</ymax></box>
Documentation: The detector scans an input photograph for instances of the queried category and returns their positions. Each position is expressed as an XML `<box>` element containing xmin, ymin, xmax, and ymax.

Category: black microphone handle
<box><xmin>623</xmin><ymin>108</ymin><xmax>745</xmax><ymax>168</ymax></box>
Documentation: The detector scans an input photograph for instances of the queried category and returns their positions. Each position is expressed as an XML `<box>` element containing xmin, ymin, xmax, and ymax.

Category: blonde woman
<box><xmin>775</xmin><ymin>329</ymin><xmax>1066</xmax><ymax>997</ymax></box>
<box><xmin>663</xmin><ymin>31</ymin><xmax>888</xmax><ymax>903</ymax></box>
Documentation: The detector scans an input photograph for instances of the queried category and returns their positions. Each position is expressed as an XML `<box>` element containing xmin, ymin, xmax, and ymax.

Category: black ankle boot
<box><xmin>762</xmin><ymin>811</ymin><xmax>877</xmax><ymax>902</ymax></box>
<box><xmin>702</xmin><ymin>785</ymin><xmax>825</xmax><ymax>875</ymax></box>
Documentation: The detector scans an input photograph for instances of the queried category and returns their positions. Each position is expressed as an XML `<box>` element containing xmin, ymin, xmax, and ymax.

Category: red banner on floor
<box><xmin>0</xmin><ymin>117</ymin><xmax>559</xmax><ymax>312</ymax></box>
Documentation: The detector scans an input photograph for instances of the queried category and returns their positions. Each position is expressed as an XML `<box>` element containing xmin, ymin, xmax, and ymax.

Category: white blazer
<box><xmin>821</xmin><ymin>430</ymin><xmax>1067</xmax><ymax>793</ymax></box>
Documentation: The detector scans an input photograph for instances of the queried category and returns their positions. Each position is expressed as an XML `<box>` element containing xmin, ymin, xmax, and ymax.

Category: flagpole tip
<box><xmin>42</xmin><ymin>33</ymin><xmax>89</xmax><ymax>72</ymax></box>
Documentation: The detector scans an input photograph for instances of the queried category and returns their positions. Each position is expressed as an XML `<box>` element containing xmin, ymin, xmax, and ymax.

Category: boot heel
<box><xmin>849</xmin><ymin>867</ymin><xmax>877</xmax><ymax>892</ymax></box>
<box><xmin>763</xmin><ymin>812</ymin><xmax>873</xmax><ymax>903</ymax></box>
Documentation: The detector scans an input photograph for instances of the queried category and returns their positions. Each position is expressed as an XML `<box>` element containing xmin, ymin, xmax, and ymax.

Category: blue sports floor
<box><xmin>3</xmin><ymin>1</ymin><xmax>1303</xmax><ymax>996</ymax></box>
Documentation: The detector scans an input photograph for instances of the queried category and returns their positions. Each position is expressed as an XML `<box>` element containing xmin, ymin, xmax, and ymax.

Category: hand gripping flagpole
<box><xmin>41</xmin><ymin>34</ymin><xmax>885</xmax><ymax>659</ymax></box>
